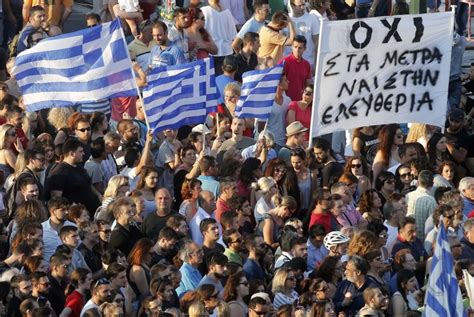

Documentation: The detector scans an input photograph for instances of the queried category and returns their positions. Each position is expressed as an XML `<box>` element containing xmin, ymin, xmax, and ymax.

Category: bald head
<box><xmin>199</xmin><ymin>190</ymin><xmax>216</xmax><ymax>213</ymax></box>
<box><xmin>155</xmin><ymin>188</ymin><xmax>172</xmax><ymax>215</ymax></box>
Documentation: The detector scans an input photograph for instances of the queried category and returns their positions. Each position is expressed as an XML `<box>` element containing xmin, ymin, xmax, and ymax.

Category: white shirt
<box><xmin>383</xmin><ymin>220</ymin><xmax>398</xmax><ymax>254</ymax></box>
<box><xmin>188</xmin><ymin>207</ymin><xmax>212</xmax><ymax>246</ymax></box>
<box><xmin>286</xmin><ymin>12</ymin><xmax>319</xmax><ymax>66</ymax></box>
<box><xmin>274</xmin><ymin>251</ymin><xmax>293</xmax><ymax>269</ymax></box>
<box><xmin>202</xmin><ymin>6</ymin><xmax>237</xmax><ymax>56</ymax></box>
<box><xmin>80</xmin><ymin>299</ymin><xmax>99</xmax><ymax>317</ymax></box>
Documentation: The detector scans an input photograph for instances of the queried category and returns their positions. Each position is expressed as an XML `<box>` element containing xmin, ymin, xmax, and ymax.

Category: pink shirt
<box><xmin>288</xmin><ymin>101</ymin><xmax>312</xmax><ymax>140</ymax></box>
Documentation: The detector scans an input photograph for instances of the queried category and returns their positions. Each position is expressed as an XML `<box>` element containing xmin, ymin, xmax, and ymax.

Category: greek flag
<box><xmin>13</xmin><ymin>19</ymin><xmax>137</xmax><ymax>112</ymax></box>
<box><xmin>424</xmin><ymin>224</ymin><xmax>466</xmax><ymax>317</ymax></box>
<box><xmin>143</xmin><ymin>57</ymin><xmax>217</xmax><ymax>134</ymax></box>
<box><xmin>235</xmin><ymin>64</ymin><xmax>284</xmax><ymax>119</ymax></box>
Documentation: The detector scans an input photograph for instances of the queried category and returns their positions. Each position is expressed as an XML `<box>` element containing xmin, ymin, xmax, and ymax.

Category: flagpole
<box><xmin>308</xmin><ymin>15</ymin><xmax>325</xmax><ymax>150</ymax></box>
<box><xmin>117</xmin><ymin>18</ymin><xmax>151</xmax><ymax>130</ymax></box>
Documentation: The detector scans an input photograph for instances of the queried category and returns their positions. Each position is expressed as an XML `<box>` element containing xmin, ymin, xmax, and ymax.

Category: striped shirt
<box><xmin>406</xmin><ymin>187</ymin><xmax>437</xmax><ymax>241</ymax></box>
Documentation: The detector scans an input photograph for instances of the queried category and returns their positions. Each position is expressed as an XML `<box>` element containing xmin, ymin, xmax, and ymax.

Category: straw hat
<box><xmin>286</xmin><ymin>121</ymin><xmax>308</xmax><ymax>137</ymax></box>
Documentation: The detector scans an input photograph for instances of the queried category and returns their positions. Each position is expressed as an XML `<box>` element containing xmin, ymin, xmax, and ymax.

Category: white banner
<box><xmin>311</xmin><ymin>12</ymin><xmax>454</xmax><ymax>137</ymax></box>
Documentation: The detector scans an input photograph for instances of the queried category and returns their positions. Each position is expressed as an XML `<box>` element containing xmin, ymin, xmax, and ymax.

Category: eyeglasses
<box><xmin>251</xmin><ymin>308</ymin><xmax>269</xmax><ymax>316</ymax></box>
<box><xmin>76</xmin><ymin>127</ymin><xmax>91</xmax><ymax>132</ymax></box>
<box><xmin>351</xmin><ymin>164</ymin><xmax>362</xmax><ymax>168</ymax></box>
<box><xmin>94</xmin><ymin>277</ymin><xmax>110</xmax><ymax>288</ymax></box>
<box><xmin>400</xmin><ymin>173</ymin><xmax>412</xmax><ymax>178</ymax></box>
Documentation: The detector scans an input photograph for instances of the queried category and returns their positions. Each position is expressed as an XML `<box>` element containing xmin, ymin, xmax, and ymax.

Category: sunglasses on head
<box><xmin>94</xmin><ymin>277</ymin><xmax>110</xmax><ymax>288</ymax></box>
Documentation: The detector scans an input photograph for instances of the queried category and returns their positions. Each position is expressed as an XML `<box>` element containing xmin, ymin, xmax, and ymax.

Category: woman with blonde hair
<box><xmin>4</xmin><ymin>151</ymin><xmax>26</xmax><ymax>190</ymax></box>
<box><xmin>253</xmin><ymin>176</ymin><xmax>279</xmax><ymax>222</ymax></box>
<box><xmin>188</xmin><ymin>301</ymin><xmax>209</xmax><ymax>317</ymax></box>
<box><xmin>272</xmin><ymin>267</ymin><xmax>300</xmax><ymax>310</ymax></box>
<box><xmin>406</xmin><ymin>123</ymin><xmax>438</xmax><ymax>150</ymax></box>
<box><xmin>0</xmin><ymin>124</ymin><xmax>22</xmax><ymax>179</ymax></box>
<box><xmin>258</xmin><ymin>195</ymin><xmax>297</xmax><ymax>249</ymax></box>
<box><xmin>47</xmin><ymin>107</ymin><xmax>75</xmax><ymax>146</ymax></box>
<box><xmin>96</xmin><ymin>175</ymin><xmax>130</xmax><ymax>221</ymax></box>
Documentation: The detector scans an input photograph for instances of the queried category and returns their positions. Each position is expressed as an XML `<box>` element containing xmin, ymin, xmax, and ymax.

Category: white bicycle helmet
<box><xmin>323</xmin><ymin>231</ymin><xmax>350</xmax><ymax>249</ymax></box>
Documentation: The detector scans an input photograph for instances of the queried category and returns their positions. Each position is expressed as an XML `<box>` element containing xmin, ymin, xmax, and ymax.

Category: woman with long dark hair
<box><xmin>223</xmin><ymin>271</ymin><xmax>249</xmax><ymax>317</ymax></box>
<box><xmin>427</xmin><ymin>132</ymin><xmax>452</xmax><ymax>170</ymax></box>
<box><xmin>90</xmin><ymin>112</ymin><xmax>108</xmax><ymax>141</ymax></box>
<box><xmin>179</xmin><ymin>178</ymin><xmax>202</xmax><ymax>221</ymax></box>
<box><xmin>390</xmin><ymin>269</ymin><xmax>421</xmax><ymax>316</ymax></box>
<box><xmin>186</xmin><ymin>7</ymin><xmax>218</xmax><ymax>60</ymax></box>
<box><xmin>372</xmin><ymin>124</ymin><xmax>404</xmax><ymax>183</ymax></box>
<box><xmin>136</xmin><ymin>166</ymin><xmax>160</xmax><ymax>218</ymax></box>
<box><xmin>374</xmin><ymin>171</ymin><xmax>396</xmax><ymax>205</ymax></box>
<box><xmin>358</xmin><ymin>189</ymin><xmax>384</xmax><ymax>224</ymax></box>
<box><xmin>343</xmin><ymin>156</ymin><xmax>371</xmax><ymax>196</ymax></box>
<box><xmin>395</xmin><ymin>164</ymin><xmax>416</xmax><ymax>195</ymax></box>
<box><xmin>313</xmin><ymin>255</ymin><xmax>343</xmax><ymax>299</ymax></box>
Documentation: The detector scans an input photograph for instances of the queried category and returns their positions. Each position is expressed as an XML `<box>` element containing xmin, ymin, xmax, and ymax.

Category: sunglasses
<box><xmin>251</xmin><ymin>309</ymin><xmax>268</xmax><ymax>316</ymax></box>
<box><xmin>88</xmin><ymin>24</ymin><xmax>98</xmax><ymax>27</ymax></box>
<box><xmin>351</xmin><ymin>164</ymin><xmax>362</xmax><ymax>168</ymax></box>
<box><xmin>400</xmin><ymin>173</ymin><xmax>412</xmax><ymax>178</ymax></box>
<box><xmin>94</xmin><ymin>277</ymin><xmax>110</xmax><ymax>288</ymax></box>
<box><xmin>77</xmin><ymin>127</ymin><xmax>91</xmax><ymax>132</ymax></box>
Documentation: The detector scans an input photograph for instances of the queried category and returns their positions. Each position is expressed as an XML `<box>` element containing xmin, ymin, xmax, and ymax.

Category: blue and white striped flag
<box><xmin>235</xmin><ymin>64</ymin><xmax>284</xmax><ymax>119</ymax></box>
<box><xmin>13</xmin><ymin>19</ymin><xmax>137</xmax><ymax>112</ymax></box>
<box><xmin>424</xmin><ymin>224</ymin><xmax>466</xmax><ymax>317</ymax></box>
<box><xmin>143</xmin><ymin>57</ymin><xmax>217</xmax><ymax>134</ymax></box>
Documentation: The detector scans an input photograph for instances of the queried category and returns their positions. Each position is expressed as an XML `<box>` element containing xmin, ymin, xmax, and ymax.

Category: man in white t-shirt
<box><xmin>287</xmin><ymin>0</ymin><xmax>319</xmax><ymax>69</ymax></box>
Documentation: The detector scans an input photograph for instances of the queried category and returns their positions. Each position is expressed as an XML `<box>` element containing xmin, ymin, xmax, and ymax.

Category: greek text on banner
<box><xmin>311</xmin><ymin>12</ymin><xmax>454</xmax><ymax>137</ymax></box>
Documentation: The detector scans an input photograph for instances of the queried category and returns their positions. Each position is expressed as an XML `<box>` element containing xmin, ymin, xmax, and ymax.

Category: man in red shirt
<box><xmin>279</xmin><ymin>35</ymin><xmax>312</xmax><ymax>101</ymax></box>
<box><xmin>309</xmin><ymin>189</ymin><xmax>339</xmax><ymax>232</ymax></box>
<box><xmin>215</xmin><ymin>177</ymin><xmax>237</xmax><ymax>222</ymax></box>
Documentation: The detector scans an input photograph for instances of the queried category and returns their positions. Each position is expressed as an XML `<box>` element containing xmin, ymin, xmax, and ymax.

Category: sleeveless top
<box><xmin>257</xmin><ymin>213</ymin><xmax>280</xmax><ymax>244</ymax></box>
<box><xmin>126</xmin><ymin>264</ymin><xmax>151</xmax><ymax>299</ymax></box>
<box><xmin>298</xmin><ymin>170</ymin><xmax>312</xmax><ymax>211</ymax></box>
<box><xmin>358</xmin><ymin>131</ymin><xmax>380</xmax><ymax>166</ymax></box>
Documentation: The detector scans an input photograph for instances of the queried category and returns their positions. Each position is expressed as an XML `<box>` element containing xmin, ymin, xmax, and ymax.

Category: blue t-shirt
<box><xmin>237</xmin><ymin>17</ymin><xmax>265</xmax><ymax>39</ymax></box>
<box><xmin>215</xmin><ymin>74</ymin><xmax>235</xmax><ymax>104</ymax></box>
<box><xmin>148</xmin><ymin>45</ymin><xmax>186</xmax><ymax>68</ymax></box>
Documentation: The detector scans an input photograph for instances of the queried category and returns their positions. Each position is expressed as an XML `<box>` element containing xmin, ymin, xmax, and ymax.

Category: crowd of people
<box><xmin>0</xmin><ymin>0</ymin><xmax>472</xmax><ymax>316</ymax></box>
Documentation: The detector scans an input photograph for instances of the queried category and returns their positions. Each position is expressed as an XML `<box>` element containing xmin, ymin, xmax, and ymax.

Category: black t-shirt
<box><xmin>234</xmin><ymin>52</ymin><xmax>259</xmax><ymax>82</ymax></box>
<box><xmin>46</xmin><ymin>274</ymin><xmax>66</xmax><ymax>316</ymax></box>
<box><xmin>46</xmin><ymin>162</ymin><xmax>100</xmax><ymax>215</ymax></box>
<box><xmin>445</xmin><ymin>127</ymin><xmax>474</xmax><ymax>157</ymax></box>
<box><xmin>78</xmin><ymin>243</ymin><xmax>102</xmax><ymax>273</ymax></box>
<box><xmin>319</xmin><ymin>161</ymin><xmax>343</xmax><ymax>189</ymax></box>
<box><xmin>141</xmin><ymin>212</ymin><xmax>172</xmax><ymax>241</ymax></box>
